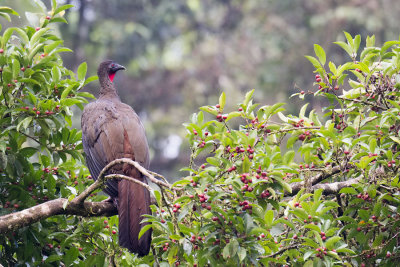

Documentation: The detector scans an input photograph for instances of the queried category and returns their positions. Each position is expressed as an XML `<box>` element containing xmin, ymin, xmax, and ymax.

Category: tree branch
<box><xmin>100</xmin><ymin>158</ymin><xmax>171</xmax><ymax>189</ymax></box>
<box><xmin>311</xmin><ymin>178</ymin><xmax>360</xmax><ymax>195</ymax></box>
<box><xmin>0</xmin><ymin>198</ymin><xmax>117</xmax><ymax>234</ymax></box>
<box><xmin>288</xmin><ymin>166</ymin><xmax>341</xmax><ymax>196</ymax></box>
<box><xmin>0</xmin><ymin>158</ymin><xmax>168</xmax><ymax>234</ymax></box>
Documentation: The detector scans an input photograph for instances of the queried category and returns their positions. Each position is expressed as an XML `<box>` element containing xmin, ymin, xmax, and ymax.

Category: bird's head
<box><xmin>98</xmin><ymin>60</ymin><xmax>126</xmax><ymax>83</ymax></box>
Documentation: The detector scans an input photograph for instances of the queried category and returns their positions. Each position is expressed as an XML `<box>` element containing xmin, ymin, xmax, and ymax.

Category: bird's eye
<box><xmin>111</xmin><ymin>63</ymin><xmax>115</xmax><ymax>67</ymax></box>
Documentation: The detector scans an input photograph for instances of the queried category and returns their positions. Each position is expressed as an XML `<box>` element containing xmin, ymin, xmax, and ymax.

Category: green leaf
<box><xmin>264</xmin><ymin>210</ymin><xmax>274</xmax><ymax>227</ymax></box>
<box><xmin>243</xmin><ymin>89</ymin><xmax>254</xmax><ymax>107</ymax></box>
<box><xmin>219</xmin><ymin>92</ymin><xmax>226</xmax><ymax>110</ymax></box>
<box><xmin>51</xmin><ymin>0</ymin><xmax>57</xmax><ymax>10</ymax></box>
<box><xmin>17</xmin><ymin>117</ymin><xmax>32</xmax><ymax>131</ymax></box>
<box><xmin>0</xmin><ymin>13</ymin><xmax>10</xmax><ymax>22</ymax></box>
<box><xmin>304</xmin><ymin>224</ymin><xmax>321</xmax><ymax>232</ymax></box>
<box><xmin>326</xmin><ymin>236</ymin><xmax>341</xmax><ymax>250</ymax></box>
<box><xmin>50</xmin><ymin>17</ymin><xmax>68</xmax><ymax>24</ymax></box>
<box><xmin>328</xmin><ymin>61</ymin><xmax>337</xmax><ymax>75</ymax></box>
<box><xmin>29</xmin><ymin>28</ymin><xmax>49</xmax><ymax>48</ymax></box>
<box><xmin>54</xmin><ymin>4</ymin><xmax>74</xmax><ymax>15</ymax></box>
<box><xmin>299</xmin><ymin>103</ymin><xmax>309</xmax><ymax>118</ymax></box>
<box><xmin>354</xmin><ymin>34</ymin><xmax>361</xmax><ymax>54</ymax></box>
<box><xmin>339</xmin><ymin>187</ymin><xmax>358</xmax><ymax>195</ymax></box>
<box><xmin>333</xmin><ymin>41</ymin><xmax>353</xmax><ymax>57</ymax></box>
<box><xmin>77</xmin><ymin>62</ymin><xmax>87</xmax><ymax>80</ymax></box>
<box><xmin>13</xmin><ymin>27</ymin><xmax>29</xmax><ymax>44</ymax></box>
<box><xmin>28</xmin><ymin>43</ymin><xmax>45</xmax><ymax>61</ymax></box>
<box><xmin>282</xmin><ymin>150</ymin><xmax>295</xmax><ymax>165</ymax></box>
<box><xmin>223</xmin><ymin>238</ymin><xmax>239</xmax><ymax>259</ymax></box>
<box><xmin>305</xmin><ymin>55</ymin><xmax>322</xmax><ymax>69</ymax></box>
<box><xmin>138</xmin><ymin>224</ymin><xmax>153</xmax><ymax>239</ymax></box>
<box><xmin>61</xmin><ymin>84</ymin><xmax>75</xmax><ymax>99</ymax></box>
<box><xmin>314</xmin><ymin>44</ymin><xmax>326</xmax><ymax>65</ymax></box>
<box><xmin>2</xmin><ymin>27</ymin><xmax>15</xmax><ymax>48</ymax></box>
<box><xmin>369</xmin><ymin>138</ymin><xmax>377</xmax><ymax>153</ymax></box>
<box><xmin>390</xmin><ymin>136</ymin><xmax>400</xmax><ymax>145</ymax></box>
<box><xmin>12</xmin><ymin>58</ymin><xmax>20</xmax><ymax>79</ymax></box>
<box><xmin>242</xmin><ymin>156</ymin><xmax>250</xmax><ymax>173</ymax></box>
<box><xmin>0</xmin><ymin>6</ymin><xmax>19</xmax><ymax>16</ymax></box>
<box><xmin>238</xmin><ymin>247</ymin><xmax>246</xmax><ymax>262</ymax></box>
<box><xmin>44</xmin><ymin>40</ymin><xmax>63</xmax><ymax>54</ymax></box>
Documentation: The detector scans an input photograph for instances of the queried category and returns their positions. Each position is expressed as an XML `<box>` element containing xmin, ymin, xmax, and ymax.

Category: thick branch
<box><xmin>0</xmin><ymin>159</ymin><xmax>168</xmax><ymax>234</ymax></box>
<box><xmin>288</xmin><ymin>166</ymin><xmax>341</xmax><ymax>196</ymax></box>
<box><xmin>311</xmin><ymin>178</ymin><xmax>360</xmax><ymax>195</ymax></box>
<box><xmin>0</xmin><ymin>198</ymin><xmax>117</xmax><ymax>234</ymax></box>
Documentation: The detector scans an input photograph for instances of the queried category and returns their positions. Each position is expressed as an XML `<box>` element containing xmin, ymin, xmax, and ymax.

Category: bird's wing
<box><xmin>81</xmin><ymin>100</ymin><xmax>150</xmax><ymax>196</ymax></box>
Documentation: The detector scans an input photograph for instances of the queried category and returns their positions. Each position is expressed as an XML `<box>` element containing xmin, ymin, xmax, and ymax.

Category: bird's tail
<box><xmin>118</xmin><ymin>176</ymin><xmax>152</xmax><ymax>256</ymax></box>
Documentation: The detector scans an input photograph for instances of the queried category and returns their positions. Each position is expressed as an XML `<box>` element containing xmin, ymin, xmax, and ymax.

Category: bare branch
<box><xmin>288</xmin><ymin>166</ymin><xmax>341</xmax><ymax>196</ymax></box>
<box><xmin>260</xmin><ymin>244</ymin><xmax>299</xmax><ymax>258</ymax></box>
<box><xmin>0</xmin><ymin>198</ymin><xmax>117</xmax><ymax>234</ymax></box>
<box><xmin>105</xmin><ymin>174</ymin><xmax>152</xmax><ymax>191</ymax></box>
<box><xmin>100</xmin><ymin>158</ymin><xmax>171</xmax><ymax>189</ymax></box>
<box><xmin>311</xmin><ymin>178</ymin><xmax>360</xmax><ymax>194</ymax></box>
<box><xmin>0</xmin><ymin>158</ymin><xmax>169</xmax><ymax>234</ymax></box>
<box><xmin>73</xmin><ymin>179</ymin><xmax>102</xmax><ymax>203</ymax></box>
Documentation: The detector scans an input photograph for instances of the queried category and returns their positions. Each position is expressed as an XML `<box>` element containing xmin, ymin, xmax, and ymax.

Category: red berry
<box><xmin>216</xmin><ymin>104</ymin><xmax>220</xmax><ymax>108</ymax></box>
<box><xmin>300</xmin><ymin>91</ymin><xmax>305</xmax><ymax>95</ymax></box>
<box><xmin>79</xmin><ymin>247</ymin><xmax>83</xmax><ymax>251</ymax></box>
<box><xmin>14</xmin><ymin>204</ymin><xmax>19</xmax><ymax>208</ymax></box>
<box><xmin>35</xmin><ymin>27</ymin><xmax>40</xmax><ymax>31</ymax></box>
<box><xmin>112</xmin><ymin>230</ymin><xmax>116</xmax><ymax>234</ymax></box>
<box><xmin>46</xmin><ymin>16</ymin><xmax>51</xmax><ymax>20</ymax></box>
<box><xmin>104</xmin><ymin>220</ymin><xmax>108</xmax><ymax>224</ymax></box>
<box><xmin>0</xmin><ymin>49</ymin><xmax>3</xmax><ymax>53</ymax></box>
<box><xmin>238</xmin><ymin>107</ymin><xmax>243</xmax><ymax>111</ymax></box>
<box><xmin>316</xmin><ymin>78</ymin><xmax>322</xmax><ymax>82</ymax></box>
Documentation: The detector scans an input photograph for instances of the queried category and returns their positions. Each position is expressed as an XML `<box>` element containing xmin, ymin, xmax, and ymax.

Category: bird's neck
<box><xmin>99</xmin><ymin>75</ymin><xmax>120</xmax><ymax>100</ymax></box>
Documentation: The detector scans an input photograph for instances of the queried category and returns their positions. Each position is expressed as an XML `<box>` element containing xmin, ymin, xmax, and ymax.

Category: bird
<box><xmin>81</xmin><ymin>60</ymin><xmax>152</xmax><ymax>256</ymax></box>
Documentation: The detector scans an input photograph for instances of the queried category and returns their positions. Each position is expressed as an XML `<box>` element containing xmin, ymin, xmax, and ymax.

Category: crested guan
<box><xmin>81</xmin><ymin>60</ymin><xmax>152</xmax><ymax>256</ymax></box>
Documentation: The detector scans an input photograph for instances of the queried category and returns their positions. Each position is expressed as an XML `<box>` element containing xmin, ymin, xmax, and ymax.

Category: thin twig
<box><xmin>147</xmin><ymin>170</ymin><xmax>170</xmax><ymax>185</ymax></box>
<box><xmin>260</xmin><ymin>244</ymin><xmax>299</xmax><ymax>258</ymax></box>
<box><xmin>105</xmin><ymin>174</ymin><xmax>152</xmax><ymax>192</ymax></box>
<box><xmin>98</xmin><ymin>158</ymin><xmax>171</xmax><ymax>189</ymax></box>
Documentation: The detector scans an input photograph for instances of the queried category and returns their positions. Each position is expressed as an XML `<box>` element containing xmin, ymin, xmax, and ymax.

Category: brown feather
<box><xmin>81</xmin><ymin>60</ymin><xmax>152</xmax><ymax>256</ymax></box>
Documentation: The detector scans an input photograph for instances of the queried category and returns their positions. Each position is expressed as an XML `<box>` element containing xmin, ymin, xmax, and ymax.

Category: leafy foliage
<box><xmin>140</xmin><ymin>33</ymin><xmax>400</xmax><ymax>266</ymax></box>
<box><xmin>0</xmin><ymin>3</ymin><xmax>128</xmax><ymax>266</ymax></box>
<box><xmin>1</xmin><ymin>2</ymin><xmax>400</xmax><ymax>267</ymax></box>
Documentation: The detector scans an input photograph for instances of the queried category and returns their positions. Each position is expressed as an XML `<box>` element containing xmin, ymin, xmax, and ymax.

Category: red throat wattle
<box><xmin>108</xmin><ymin>73</ymin><xmax>115</xmax><ymax>82</ymax></box>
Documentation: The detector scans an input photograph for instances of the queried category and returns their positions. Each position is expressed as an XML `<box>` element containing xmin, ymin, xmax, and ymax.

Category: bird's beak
<box><xmin>111</xmin><ymin>63</ymin><xmax>126</xmax><ymax>73</ymax></box>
